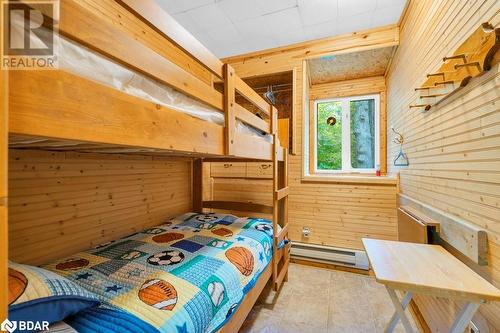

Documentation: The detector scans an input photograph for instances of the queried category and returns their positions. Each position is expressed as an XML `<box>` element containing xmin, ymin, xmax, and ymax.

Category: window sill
<box><xmin>301</xmin><ymin>174</ymin><xmax>398</xmax><ymax>185</ymax></box>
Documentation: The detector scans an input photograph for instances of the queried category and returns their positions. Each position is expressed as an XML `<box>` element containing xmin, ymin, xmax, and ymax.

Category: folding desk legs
<box><xmin>385</xmin><ymin>287</ymin><xmax>414</xmax><ymax>333</ymax></box>
<box><xmin>449</xmin><ymin>302</ymin><xmax>481</xmax><ymax>333</ymax></box>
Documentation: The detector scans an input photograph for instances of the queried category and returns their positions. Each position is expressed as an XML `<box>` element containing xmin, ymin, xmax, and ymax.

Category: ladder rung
<box><xmin>274</xmin><ymin>186</ymin><xmax>289</xmax><ymax>200</ymax></box>
<box><xmin>274</xmin><ymin>224</ymin><xmax>289</xmax><ymax>244</ymax></box>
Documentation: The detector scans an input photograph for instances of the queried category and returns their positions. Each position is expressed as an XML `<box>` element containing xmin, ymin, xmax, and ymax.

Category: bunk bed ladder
<box><xmin>271</xmin><ymin>106</ymin><xmax>290</xmax><ymax>292</ymax></box>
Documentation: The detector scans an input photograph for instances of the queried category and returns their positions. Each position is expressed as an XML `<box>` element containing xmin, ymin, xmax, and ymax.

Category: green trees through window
<box><xmin>315</xmin><ymin>96</ymin><xmax>378</xmax><ymax>172</ymax></box>
<box><xmin>316</xmin><ymin>101</ymin><xmax>342</xmax><ymax>170</ymax></box>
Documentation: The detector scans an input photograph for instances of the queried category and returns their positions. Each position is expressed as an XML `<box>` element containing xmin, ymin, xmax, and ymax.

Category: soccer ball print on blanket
<box><xmin>43</xmin><ymin>213</ymin><xmax>275</xmax><ymax>333</ymax></box>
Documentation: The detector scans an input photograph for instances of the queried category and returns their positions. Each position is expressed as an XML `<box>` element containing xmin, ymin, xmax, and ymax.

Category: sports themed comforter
<box><xmin>43</xmin><ymin>213</ymin><xmax>275</xmax><ymax>333</ymax></box>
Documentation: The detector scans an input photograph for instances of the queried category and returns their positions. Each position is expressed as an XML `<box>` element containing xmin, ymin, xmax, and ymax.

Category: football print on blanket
<box><xmin>138</xmin><ymin>279</ymin><xmax>178</xmax><ymax>311</ymax></box>
<box><xmin>147</xmin><ymin>250</ymin><xmax>185</xmax><ymax>266</ymax></box>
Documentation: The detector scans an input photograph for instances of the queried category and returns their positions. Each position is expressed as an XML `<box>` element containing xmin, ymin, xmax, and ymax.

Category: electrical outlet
<box><xmin>302</xmin><ymin>227</ymin><xmax>310</xmax><ymax>237</ymax></box>
<box><xmin>470</xmin><ymin>320</ymin><xmax>479</xmax><ymax>333</ymax></box>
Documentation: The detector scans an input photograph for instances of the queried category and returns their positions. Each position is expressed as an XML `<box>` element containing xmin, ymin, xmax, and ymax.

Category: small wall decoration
<box><xmin>409</xmin><ymin>22</ymin><xmax>499</xmax><ymax>111</ymax></box>
<box><xmin>392</xmin><ymin>127</ymin><xmax>409</xmax><ymax>167</ymax></box>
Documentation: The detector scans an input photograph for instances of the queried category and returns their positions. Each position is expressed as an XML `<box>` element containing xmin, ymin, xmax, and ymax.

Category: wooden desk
<box><xmin>362</xmin><ymin>238</ymin><xmax>500</xmax><ymax>333</ymax></box>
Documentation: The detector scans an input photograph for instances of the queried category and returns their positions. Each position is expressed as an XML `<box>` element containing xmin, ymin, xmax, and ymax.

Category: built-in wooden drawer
<box><xmin>246</xmin><ymin>162</ymin><xmax>273</xmax><ymax>179</ymax></box>
<box><xmin>210</xmin><ymin>162</ymin><xmax>246</xmax><ymax>178</ymax></box>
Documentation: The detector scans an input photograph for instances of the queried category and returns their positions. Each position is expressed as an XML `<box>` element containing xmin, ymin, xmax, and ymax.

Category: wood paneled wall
<box><xmin>210</xmin><ymin>65</ymin><xmax>398</xmax><ymax>250</ymax></box>
<box><xmin>8</xmin><ymin>149</ymin><xmax>191</xmax><ymax>265</ymax></box>
<box><xmin>386</xmin><ymin>0</ymin><xmax>500</xmax><ymax>331</ymax></box>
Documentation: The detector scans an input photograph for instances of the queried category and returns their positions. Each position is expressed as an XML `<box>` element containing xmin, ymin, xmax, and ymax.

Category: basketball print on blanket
<box><xmin>225</xmin><ymin>247</ymin><xmax>254</xmax><ymax>276</ymax></box>
<box><xmin>9</xmin><ymin>268</ymin><xmax>28</xmax><ymax>304</ymax></box>
<box><xmin>147</xmin><ymin>250</ymin><xmax>185</xmax><ymax>266</ymax></box>
<box><xmin>138</xmin><ymin>279</ymin><xmax>178</xmax><ymax>311</ymax></box>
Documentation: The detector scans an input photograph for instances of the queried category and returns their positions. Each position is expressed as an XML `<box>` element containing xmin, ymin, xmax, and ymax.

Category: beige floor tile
<box><xmin>240</xmin><ymin>263</ymin><xmax>418</xmax><ymax>333</ymax></box>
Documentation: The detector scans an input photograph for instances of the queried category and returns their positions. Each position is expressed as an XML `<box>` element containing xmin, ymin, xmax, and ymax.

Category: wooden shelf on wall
<box><xmin>409</xmin><ymin>22</ymin><xmax>499</xmax><ymax>111</ymax></box>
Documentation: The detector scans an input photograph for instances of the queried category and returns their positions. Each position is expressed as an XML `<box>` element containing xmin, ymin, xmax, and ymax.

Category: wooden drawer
<box><xmin>210</xmin><ymin>162</ymin><xmax>246</xmax><ymax>178</ymax></box>
<box><xmin>246</xmin><ymin>162</ymin><xmax>273</xmax><ymax>179</ymax></box>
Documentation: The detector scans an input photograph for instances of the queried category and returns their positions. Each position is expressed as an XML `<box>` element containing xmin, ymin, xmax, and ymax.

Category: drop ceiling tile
<box><xmin>217</xmin><ymin>0</ymin><xmax>264</xmax><ymax>21</ymax></box>
<box><xmin>234</xmin><ymin>16</ymin><xmax>273</xmax><ymax>40</ymax></box>
<box><xmin>298</xmin><ymin>0</ymin><xmax>338</xmax><ymax>27</ymax></box>
<box><xmin>187</xmin><ymin>3</ymin><xmax>232</xmax><ymax>30</ymax></box>
<box><xmin>303</xmin><ymin>19</ymin><xmax>337</xmax><ymax>40</ymax></box>
<box><xmin>336</xmin><ymin>12</ymin><xmax>375</xmax><ymax>35</ymax></box>
<box><xmin>207</xmin><ymin>23</ymin><xmax>241</xmax><ymax>44</ymax></box>
<box><xmin>371</xmin><ymin>3</ymin><xmax>405</xmax><ymax>26</ymax></box>
<box><xmin>155</xmin><ymin>0</ymin><xmax>406</xmax><ymax>57</ymax></box>
<box><xmin>376</xmin><ymin>0</ymin><xmax>406</xmax><ymax>10</ymax></box>
<box><xmin>173</xmin><ymin>11</ymin><xmax>201</xmax><ymax>34</ymax></box>
<box><xmin>157</xmin><ymin>0</ymin><xmax>215</xmax><ymax>14</ymax></box>
<box><xmin>264</xmin><ymin>6</ymin><xmax>303</xmax><ymax>38</ymax></box>
<box><xmin>255</xmin><ymin>0</ymin><xmax>298</xmax><ymax>15</ymax></box>
<box><xmin>338</xmin><ymin>0</ymin><xmax>376</xmax><ymax>17</ymax></box>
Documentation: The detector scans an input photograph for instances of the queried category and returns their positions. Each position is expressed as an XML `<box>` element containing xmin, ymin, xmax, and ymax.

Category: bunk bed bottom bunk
<box><xmin>15</xmin><ymin>212</ymin><xmax>278</xmax><ymax>333</ymax></box>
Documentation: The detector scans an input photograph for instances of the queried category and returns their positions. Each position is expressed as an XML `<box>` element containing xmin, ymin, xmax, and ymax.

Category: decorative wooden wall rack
<box><xmin>409</xmin><ymin>22</ymin><xmax>499</xmax><ymax>111</ymax></box>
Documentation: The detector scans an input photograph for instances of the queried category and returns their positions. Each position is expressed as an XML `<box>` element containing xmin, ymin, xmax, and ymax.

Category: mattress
<box><xmin>54</xmin><ymin>29</ymin><xmax>271</xmax><ymax>142</ymax></box>
<box><xmin>43</xmin><ymin>213</ymin><xmax>275</xmax><ymax>333</ymax></box>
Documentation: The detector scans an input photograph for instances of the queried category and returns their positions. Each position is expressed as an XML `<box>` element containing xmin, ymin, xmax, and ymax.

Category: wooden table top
<box><xmin>362</xmin><ymin>238</ymin><xmax>500</xmax><ymax>302</ymax></box>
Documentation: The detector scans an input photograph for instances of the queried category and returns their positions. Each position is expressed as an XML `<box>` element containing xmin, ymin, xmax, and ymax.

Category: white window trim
<box><xmin>313</xmin><ymin>94</ymin><xmax>380</xmax><ymax>174</ymax></box>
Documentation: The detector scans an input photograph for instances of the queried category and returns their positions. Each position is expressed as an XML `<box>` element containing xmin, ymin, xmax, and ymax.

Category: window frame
<box><xmin>312</xmin><ymin>94</ymin><xmax>380</xmax><ymax>174</ymax></box>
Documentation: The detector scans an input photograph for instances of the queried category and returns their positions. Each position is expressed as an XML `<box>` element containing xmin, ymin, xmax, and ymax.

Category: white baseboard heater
<box><xmin>290</xmin><ymin>242</ymin><xmax>369</xmax><ymax>270</ymax></box>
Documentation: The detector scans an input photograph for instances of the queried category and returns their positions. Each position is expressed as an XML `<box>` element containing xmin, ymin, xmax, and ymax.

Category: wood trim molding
<box><xmin>223</xmin><ymin>25</ymin><xmax>399</xmax><ymax>77</ymax></box>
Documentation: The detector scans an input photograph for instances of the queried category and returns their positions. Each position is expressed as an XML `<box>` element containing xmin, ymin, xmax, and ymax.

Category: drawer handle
<box><xmin>223</xmin><ymin>163</ymin><xmax>232</xmax><ymax>168</ymax></box>
<box><xmin>260</xmin><ymin>164</ymin><xmax>270</xmax><ymax>169</ymax></box>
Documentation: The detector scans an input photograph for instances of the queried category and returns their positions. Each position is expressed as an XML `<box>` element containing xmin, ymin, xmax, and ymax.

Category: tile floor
<box><xmin>240</xmin><ymin>263</ymin><xmax>417</xmax><ymax>333</ymax></box>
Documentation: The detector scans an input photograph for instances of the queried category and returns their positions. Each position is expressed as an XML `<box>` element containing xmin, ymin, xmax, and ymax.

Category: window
<box><xmin>313</xmin><ymin>94</ymin><xmax>380</xmax><ymax>173</ymax></box>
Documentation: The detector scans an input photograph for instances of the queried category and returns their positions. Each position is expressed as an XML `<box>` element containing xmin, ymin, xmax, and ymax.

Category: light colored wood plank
<box><xmin>119</xmin><ymin>0</ymin><xmax>224</xmax><ymax>78</ymax></box>
<box><xmin>246</xmin><ymin>162</ymin><xmax>273</xmax><ymax>179</ymax></box>
<box><xmin>9</xmin><ymin>70</ymin><xmax>225</xmax><ymax>156</ymax></box>
<box><xmin>59</xmin><ymin>0</ymin><xmax>223</xmax><ymax>110</ymax></box>
<box><xmin>210</xmin><ymin>162</ymin><xmax>247</xmax><ymax>178</ymax></box>
<box><xmin>202</xmin><ymin>201</ymin><xmax>273</xmax><ymax>214</ymax></box>
<box><xmin>235</xmin><ymin>103</ymin><xmax>270</xmax><ymax>134</ymax></box>
<box><xmin>224</xmin><ymin>64</ymin><xmax>236</xmax><ymax>155</ymax></box>
<box><xmin>399</xmin><ymin>193</ymin><xmax>488</xmax><ymax>265</ymax></box>
<box><xmin>8</xmin><ymin>150</ymin><xmax>191</xmax><ymax>265</ymax></box>
<box><xmin>363</xmin><ymin>238</ymin><xmax>500</xmax><ymax>302</ymax></box>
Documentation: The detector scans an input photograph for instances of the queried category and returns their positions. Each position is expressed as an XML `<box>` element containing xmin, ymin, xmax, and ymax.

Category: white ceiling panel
<box><xmin>155</xmin><ymin>0</ymin><xmax>407</xmax><ymax>58</ymax></box>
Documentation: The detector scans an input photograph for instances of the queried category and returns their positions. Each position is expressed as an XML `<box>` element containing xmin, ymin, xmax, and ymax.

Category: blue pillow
<box><xmin>8</xmin><ymin>261</ymin><xmax>100</xmax><ymax>331</ymax></box>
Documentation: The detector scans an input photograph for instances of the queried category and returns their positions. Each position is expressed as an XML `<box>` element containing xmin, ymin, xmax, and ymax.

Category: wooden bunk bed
<box><xmin>1</xmin><ymin>0</ymin><xmax>290</xmax><ymax>331</ymax></box>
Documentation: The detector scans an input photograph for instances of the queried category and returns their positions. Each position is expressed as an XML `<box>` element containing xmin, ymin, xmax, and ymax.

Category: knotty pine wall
<box><xmin>386</xmin><ymin>0</ymin><xmax>500</xmax><ymax>331</ymax></box>
<box><xmin>8</xmin><ymin>149</ymin><xmax>191</xmax><ymax>266</ymax></box>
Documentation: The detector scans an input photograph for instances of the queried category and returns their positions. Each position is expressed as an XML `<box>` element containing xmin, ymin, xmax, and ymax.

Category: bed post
<box><xmin>223</xmin><ymin>64</ymin><xmax>236</xmax><ymax>156</ymax></box>
<box><xmin>192</xmin><ymin>159</ymin><xmax>203</xmax><ymax>213</ymax></box>
<box><xmin>271</xmin><ymin>106</ymin><xmax>290</xmax><ymax>291</ymax></box>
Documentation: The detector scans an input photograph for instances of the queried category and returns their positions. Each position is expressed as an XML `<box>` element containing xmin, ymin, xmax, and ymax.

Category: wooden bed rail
<box><xmin>31</xmin><ymin>0</ymin><xmax>277</xmax><ymax>160</ymax></box>
<box><xmin>202</xmin><ymin>201</ymin><xmax>274</xmax><ymax>215</ymax></box>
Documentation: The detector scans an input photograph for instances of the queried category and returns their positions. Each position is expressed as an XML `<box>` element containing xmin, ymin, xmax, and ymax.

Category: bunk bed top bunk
<box><xmin>5</xmin><ymin>2</ymin><xmax>291</xmax><ymax>332</ymax></box>
<box><xmin>7</xmin><ymin>0</ymin><xmax>286</xmax><ymax>162</ymax></box>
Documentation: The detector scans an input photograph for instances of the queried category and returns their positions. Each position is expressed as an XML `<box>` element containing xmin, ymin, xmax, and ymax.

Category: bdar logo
<box><xmin>0</xmin><ymin>319</ymin><xmax>17</xmax><ymax>333</ymax></box>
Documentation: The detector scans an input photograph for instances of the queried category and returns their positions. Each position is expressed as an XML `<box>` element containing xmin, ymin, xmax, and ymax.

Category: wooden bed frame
<box><xmin>1</xmin><ymin>0</ymin><xmax>290</xmax><ymax>329</ymax></box>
